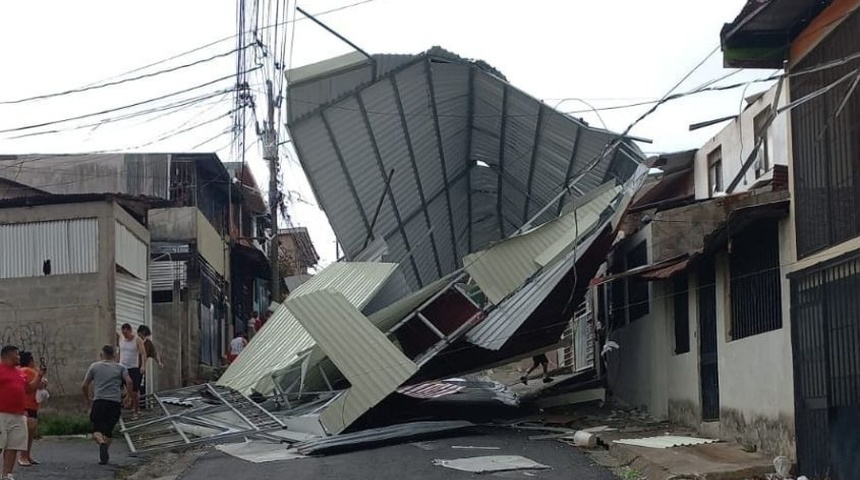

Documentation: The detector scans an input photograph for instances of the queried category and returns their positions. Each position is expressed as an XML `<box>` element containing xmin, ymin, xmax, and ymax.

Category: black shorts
<box><xmin>26</xmin><ymin>409</ymin><xmax>38</xmax><ymax>419</ymax></box>
<box><xmin>533</xmin><ymin>353</ymin><xmax>549</xmax><ymax>365</ymax></box>
<box><xmin>127</xmin><ymin>368</ymin><xmax>143</xmax><ymax>393</ymax></box>
<box><xmin>90</xmin><ymin>399</ymin><xmax>122</xmax><ymax>437</ymax></box>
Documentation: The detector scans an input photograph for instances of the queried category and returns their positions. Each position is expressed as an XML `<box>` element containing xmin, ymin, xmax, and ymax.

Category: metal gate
<box><xmin>697</xmin><ymin>261</ymin><xmax>720</xmax><ymax>421</ymax></box>
<box><xmin>790</xmin><ymin>253</ymin><xmax>860</xmax><ymax>480</ymax></box>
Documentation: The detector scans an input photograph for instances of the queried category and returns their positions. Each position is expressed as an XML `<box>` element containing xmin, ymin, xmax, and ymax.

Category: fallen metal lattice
<box><xmin>120</xmin><ymin>383</ymin><xmax>286</xmax><ymax>454</ymax></box>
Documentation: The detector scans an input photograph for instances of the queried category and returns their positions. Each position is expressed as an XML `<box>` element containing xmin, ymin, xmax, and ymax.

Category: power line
<box><xmin>0</xmin><ymin>46</ymin><xmax>246</xmax><ymax>106</ymax></box>
<box><xmin>0</xmin><ymin>67</ymin><xmax>260</xmax><ymax>136</ymax></box>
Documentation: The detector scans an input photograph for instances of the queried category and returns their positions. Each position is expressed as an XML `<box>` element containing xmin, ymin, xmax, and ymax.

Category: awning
<box><xmin>589</xmin><ymin>255</ymin><xmax>690</xmax><ymax>285</ymax></box>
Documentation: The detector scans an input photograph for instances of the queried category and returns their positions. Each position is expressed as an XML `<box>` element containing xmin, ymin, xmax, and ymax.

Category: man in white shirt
<box><xmin>116</xmin><ymin>323</ymin><xmax>145</xmax><ymax>418</ymax></box>
<box><xmin>227</xmin><ymin>332</ymin><xmax>248</xmax><ymax>364</ymax></box>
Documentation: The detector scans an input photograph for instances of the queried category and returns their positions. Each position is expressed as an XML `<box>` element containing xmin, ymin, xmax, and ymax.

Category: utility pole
<box><xmin>263</xmin><ymin>79</ymin><xmax>281</xmax><ymax>303</ymax></box>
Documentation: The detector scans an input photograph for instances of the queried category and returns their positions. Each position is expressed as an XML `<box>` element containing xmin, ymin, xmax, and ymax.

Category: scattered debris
<box><xmin>215</xmin><ymin>441</ymin><xmax>306</xmax><ymax>463</ymax></box>
<box><xmin>294</xmin><ymin>421</ymin><xmax>475</xmax><ymax>455</ymax></box>
<box><xmin>432</xmin><ymin>455</ymin><xmax>551</xmax><ymax>473</ymax></box>
<box><xmin>613</xmin><ymin>435</ymin><xmax>718</xmax><ymax>449</ymax></box>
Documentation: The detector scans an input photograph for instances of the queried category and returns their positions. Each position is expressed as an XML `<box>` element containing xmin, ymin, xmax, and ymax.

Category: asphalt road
<box><xmin>3</xmin><ymin>437</ymin><xmax>138</xmax><ymax>480</ymax></box>
<box><xmin>181</xmin><ymin>427</ymin><xmax>618</xmax><ymax>480</ymax></box>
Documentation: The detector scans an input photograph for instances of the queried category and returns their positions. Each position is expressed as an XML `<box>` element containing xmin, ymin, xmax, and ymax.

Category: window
<box><xmin>729</xmin><ymin>221</ymin><xmax>782</xmax><ymax>339</ymax></box>
<box><xmin>626</xmin><ymin>241</ymin><xmax>649</xmax><ymax>321</ymax></box>
<box><xmin>708</xmin><ymin>147</ymin><xmax>723</xmax><ymax>195</ymax></box>
<box><xmin>673</xmin><ymin>274</ymin><xmax>690</xmax><ymax>354</ymax></box>
<box><xmin>753</xmin><ymin>107</ymin><xmax>771</xmax><ymax>178</ymax></box>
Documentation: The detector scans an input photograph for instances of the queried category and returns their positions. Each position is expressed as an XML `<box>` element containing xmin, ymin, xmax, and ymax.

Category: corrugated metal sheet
<box><xmin>115</xmin><ymin>272</ymin><xmax>149</xmax><ymax>330</ymax></box>
<box><xmin>287</xmin><ymin>291</ymin><xmax>418</xmax><ymax>434</ymax></box>
<box><xmin>115</xmin><ymin>221</ymin><xmax>148</xmax><ymax>280</ymax></box>
<box><xmin>149</xmin><ymin>261</ymin><xmax>187</xmax><ymax>291</ymax></box>
<box><xmin>463</xmin><ymin>184</ymin><xmax>621</xmax><ymax>304</ymax></box>
<box><xmin>217</xmin><ymin>262</ymin><xmax>399</xmax><ymax>394</ymax></box>
<box><xmin>0</xmin><ymin>218</ymin><xmax>98</xmax><ymax>279</ymax></box>
<box><xmin>287</xmin><ymin>47</ymin><xmax>645</xmax><ymax>291</ymax></box>
<box><xmin>613</xmin><ymin>436</ymin><xmax>717</xmax><ymax>449</ymax></box>
<box><xmin>466</xmin><ymin>177</ymin><xmax>639</xmax><ymax>351</ymax></box>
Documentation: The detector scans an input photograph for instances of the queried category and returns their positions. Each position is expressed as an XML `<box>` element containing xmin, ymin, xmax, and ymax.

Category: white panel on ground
<box><xmin>432</xmin><ymin>455</ymin><xmax>551</xmax><ymax>473</ymax></box>
<box><xmin>613</xmin><ymin>436</ymin><xmax>718</xmax><ymax>449</ymax></box>
<box><xmin>215</xmin><ymin>441</ymin><xmax>306</xmax><ymax>463</ymax></box>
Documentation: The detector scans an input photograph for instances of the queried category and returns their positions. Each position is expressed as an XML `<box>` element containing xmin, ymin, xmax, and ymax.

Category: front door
<box><xmin>698</xmin><ymin>261</ymin><xmax>720</xmax><ymax>421</ymax></box>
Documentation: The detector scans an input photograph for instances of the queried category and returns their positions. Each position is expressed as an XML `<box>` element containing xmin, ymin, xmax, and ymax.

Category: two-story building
<box><xmin>591</xmin><ymin>80</ymin><xmax>795</xmax><ymax>458</ymax></box>
<box><xmin>722</xmin><ymin>1</ymin><xmax>860</xmax><ymax>477</ymax></box>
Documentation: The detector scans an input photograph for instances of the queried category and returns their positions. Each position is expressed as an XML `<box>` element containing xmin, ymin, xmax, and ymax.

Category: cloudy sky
<box><xmin>0</xmin><ymin>0</ymin><xmax>770</xmax><ymax>266</ymax></box>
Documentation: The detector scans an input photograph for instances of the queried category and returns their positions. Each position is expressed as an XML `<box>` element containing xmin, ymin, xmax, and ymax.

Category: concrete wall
<box><xmin>715</xmin><ymin>219</ymin><xmax>795</xmax><ymax>457</ymax></box>
<box><xmin>694</xmin><ymin>84</ymin><xmax>790</xmax><ymax>199</ymax></box>
<box><xmin>196</xmin><ymin>210</ymin><xmax>228</xmax><ymax>278</ymax></box>
<box><xmin>151</xmin><ymin>303</ymin><xmax>182</xmax><ymax>390</ymax></box>
<box><xmin>0</xmin><ymin>201</ymin><xmax>117</xmax><ymax>408</ymax></box>
<box><xmin>149</xmin><ymin>207</ymin><xmax>197</xmax><ymax>241</ymax></box>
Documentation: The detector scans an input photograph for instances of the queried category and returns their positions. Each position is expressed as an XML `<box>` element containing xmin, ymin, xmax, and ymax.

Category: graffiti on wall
<box><xmin>0</xmin><ymin>321</ymin><xmax>79</xmax><ymax>395</ymax></box>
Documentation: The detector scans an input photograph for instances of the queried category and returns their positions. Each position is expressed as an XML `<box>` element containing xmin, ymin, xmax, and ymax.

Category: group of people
<box><xmin>0</xmin><ymin>323</ymin><xmax>161</xmax><ymax>479</ymax></box>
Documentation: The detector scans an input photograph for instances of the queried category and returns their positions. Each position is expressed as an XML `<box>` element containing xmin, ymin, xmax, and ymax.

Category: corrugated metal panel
<box><xmin>287</xmin><ymin>291</ymin><xmax>418</xmax><ymax>434</ymax></box>
<box><xmin>217</xmin><ymin>262</ymin><xmax>399</xmax><ymax>394</ymax></box>
<box><xmin>466</xmin><ymin>180</ymin><xmax>637</xmax><ymax>350</ymax></box>
<box><xmin>464</xmin><ymin>184</ymin><xmax>620</xmax><ymax>304</ymax></box>
<box><xmin>115</xmin><ymin>272</ymin><xmax>148</xmax><ymax>330</ymax></box>
<box><xmin>149</xmin><ymin>261</ymin><xmax>187</xmax><ymax>291</ymax></box>
<box><xmin>287</xmin><ymin>49</ymin><xmax>645</xmax><ymax>292</ymax></box>
<box><xmin>613</xmin><ymin>436</ymin><xmax>717</xmax><ymax>448</ymax></box>
<box><xmin>115</xmin><ymin>221</ymin><xmax>148</xmax><ymax>280</ymax></box>
<box><xmin>0</xmin><ymin>218</ymin><xmax>98</xmax><ymax>279</ymax></box>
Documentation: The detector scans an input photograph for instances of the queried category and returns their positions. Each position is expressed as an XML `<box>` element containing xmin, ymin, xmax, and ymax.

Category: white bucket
<box><xmin>572</xmin><ymin>430</ymin><xmax>597</xmax><ymax>448</ymax></box>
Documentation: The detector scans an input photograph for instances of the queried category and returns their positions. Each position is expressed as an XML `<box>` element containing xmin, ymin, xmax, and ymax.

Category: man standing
<box><xmin>117</xmin><ymin>324</ymin><xmax>145</xmax><ymax>418</ymax></box>
<box><xmin>82</xmin><ymin>345</ymin><xmax>133</xmax><ymax>465</ymax></box>
<box><xmin>0</xmin><ymin>345</ymin><xmax>44</xmax><ymax>480</ymax></box>
<box><xmin>227</xmin><ymin>331</ymin><xmax>248</xmax><ymax>364</ymax></box>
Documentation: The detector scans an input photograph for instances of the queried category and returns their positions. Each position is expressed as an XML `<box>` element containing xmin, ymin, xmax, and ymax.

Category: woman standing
<box><xmin>18</xmin><ymin>351</ymin><xmax>46</xmax><ymax>467</ymax></box>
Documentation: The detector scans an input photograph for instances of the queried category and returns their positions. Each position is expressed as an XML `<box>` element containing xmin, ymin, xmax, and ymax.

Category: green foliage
<box><xmin>618</xmin><ymin>466</ymin><xmax>644</xmax><ymax>480</ymax></box>
<box><xmin>38</xmin><ymin>413</ymin><xmax>91</xmax><ymax>436</ymax></box>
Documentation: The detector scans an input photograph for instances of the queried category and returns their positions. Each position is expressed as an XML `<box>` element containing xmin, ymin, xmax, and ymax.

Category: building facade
<box><xmin>596</xmin><ymin>80</ymin><xmax>796</xmax><ymax>457</ymax></box>
<box><xmin>0</xmin><ymin>195</ymin><xmax>150</xmax><ymax>406</ymax></box>
<box><xmin>723</xmin><ymin>1</ymin><xmax>860</xmax><ymax>477</ymax></box>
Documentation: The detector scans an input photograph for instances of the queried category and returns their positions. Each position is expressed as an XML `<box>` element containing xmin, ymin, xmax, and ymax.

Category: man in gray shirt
<box><xmin>82</xmin><ymin>345</ymin><xmax>132</xmax><ymax>465</ymax></box>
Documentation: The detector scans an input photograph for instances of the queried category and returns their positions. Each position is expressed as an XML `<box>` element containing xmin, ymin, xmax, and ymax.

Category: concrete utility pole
<box><xmin>263</xmin><ymin>79</ymin><xmax>280</xmax><ymax>303</ymax></box>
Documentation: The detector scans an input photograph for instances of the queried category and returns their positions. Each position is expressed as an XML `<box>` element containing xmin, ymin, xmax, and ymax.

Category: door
<box><xmin>697</xmin><ymin>261</ymin><xmax>720</xmax><ymax>421</ymax></box>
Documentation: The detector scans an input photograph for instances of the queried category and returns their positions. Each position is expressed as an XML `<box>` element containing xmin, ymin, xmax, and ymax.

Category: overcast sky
<box><xmin>0</xmin><ymin>0</ymin><xmax>769</xmax><ymax>266</ymax></box>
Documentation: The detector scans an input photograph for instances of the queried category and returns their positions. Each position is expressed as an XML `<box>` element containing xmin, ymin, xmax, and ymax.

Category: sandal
<box><xmin>17</xmin><ymin>460</ymin><xmax>32</xmax><ymax>467</ymax></box>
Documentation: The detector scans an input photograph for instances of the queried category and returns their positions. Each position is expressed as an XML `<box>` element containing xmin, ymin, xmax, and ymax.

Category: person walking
<box><xmin>227</xmin><ymin>331</ymin><xmax>248</xmax><ymax>364</ymax></box>
<box><xmin>520</xmin><ymin>353</ymin><xmax>554</xmax><ymax>385</ymax></box>
<box><xmin>82</xmin><ymin>345</ymin><xmax>133</xmax><ymax>465</ymax></box>
<box><xmin>0</xmin><ymin>345</ymin><xmax>45</xmax><ymax>480</ymax></box>
<box><xmin>17</xmin><ymin>351</ymin><xmax>46</xmax><ymax>467</ymax></box>
<box><xmin>117</xmin><ymin>323</ymin><xmax>145</xmax><ymax>418</ymax></box>
<box><xmin>136</xmin><ymin>325</ymin><xmax>162</xmax><ymax>398</ymax></box>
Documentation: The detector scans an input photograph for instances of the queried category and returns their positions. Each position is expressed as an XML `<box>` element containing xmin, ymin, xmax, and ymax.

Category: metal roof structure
<box><xmin>287</xmin><ymin>47</ymin><xmax>645</xmax><ymax>291</ymax></box>
<box><xmin>287</xmin><ymin>291</ymin><xmax>419</xmax><ymax>434</ymax></box>
<box><xmin>463</xmin><ymin>183</ymin><xmax>621</xmax><ymax>304</ymax></box>
<box><xmin>217</xmin><ymin>262</ymin><xmax>399</xmax><ymax>394</ymax></box>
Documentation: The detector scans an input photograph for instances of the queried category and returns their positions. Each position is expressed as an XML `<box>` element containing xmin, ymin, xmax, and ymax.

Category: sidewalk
<box><xmin>6</xmin><ymin>436</ymin><xmax>139</xmax><ymax>480</ymax></box>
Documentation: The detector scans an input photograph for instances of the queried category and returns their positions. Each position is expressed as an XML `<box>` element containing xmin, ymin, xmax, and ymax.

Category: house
<box><xmin>223</xmin><ymin>162</ymin><xmax>271</xmax><ymax>336</ymax></box>
<box><xmin>592</xmin><ymin>79</ymin><xmax>796</xmax><ymax>458</ymax></box>
<box><xmin>0</xmin><ymin>153</ymin><xmax>261</xmax><ymax>388</ymax></box>
<box><xmin>722</xmin><ymin>1</ymin><xmax>860</xmax><ymax>477</ymax></box>
<box><xmin>0</xmin><ymin>194</ymin><xmax>151</xmax><ymax>406</ymax></box>
<box><xmin>278</xmin><ymin>227</ymin><xmax>319</xmax><ymax>296</ymax></box>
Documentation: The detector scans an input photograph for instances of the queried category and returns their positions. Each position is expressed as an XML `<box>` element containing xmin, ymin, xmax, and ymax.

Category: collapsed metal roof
<box><xmin>286</xmin><ymin>47</ymin><xmax>645</xmax><ymax>290</ymax></box>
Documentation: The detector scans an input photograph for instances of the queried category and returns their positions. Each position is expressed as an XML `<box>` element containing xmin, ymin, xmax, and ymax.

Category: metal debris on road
<box><xmin>432</xmin><ymin>455</ymin><xmax>551</xmax><ymax>473</ymax></box>
<box><xmin>215</xmin><ymin>441</ymin><xmax>306</xmax><ymax>463</ymax></box>
<box><xmin>450</xmin><ymin>445</ymin><xmax>501</xmax><ymax>450</ymax></box>
<box><xmin>294</xmin><ymin>421</ymin><xmax>475</xmax><ymax>455</ymax></box>
<box><xmin>613</xmin><ymin>436</ymin><xmax>718</xmax><ymax>449</ymax></box>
